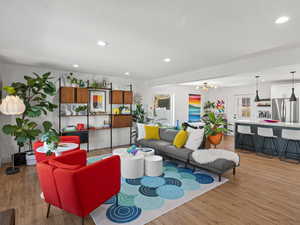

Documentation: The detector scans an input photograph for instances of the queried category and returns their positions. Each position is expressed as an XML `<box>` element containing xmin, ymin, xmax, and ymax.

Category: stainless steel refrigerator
<box><xmin>272</xmin><ymin>98</ymin><xmax>299</xmax><ymax>122</ymax></box>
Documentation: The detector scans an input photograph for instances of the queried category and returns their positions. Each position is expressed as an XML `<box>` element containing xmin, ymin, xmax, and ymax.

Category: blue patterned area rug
<box><xmin>88</xmin><ymin>154</ymin><xmax>228</xmax><ymax>225</ymax></box>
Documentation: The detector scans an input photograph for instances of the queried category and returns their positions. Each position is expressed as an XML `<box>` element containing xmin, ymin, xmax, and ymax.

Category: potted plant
<box><xmin>40</xmin><ymin>121</ymin><xmax>60</xmax><ymax>156</ymax></box>
<box><xmin>75</xmin><ymin>105</ymin><xmax>88</xmax><ymax>115</ymax></box>
<box><xmin>2</xmin><ymin>72</ymin><xmax>57</xmax><ymax>154</ymax></box>
<box><xmin>133</xmin><ymin>104</ymin><xmax>146</xmax><ymax>123</ymax></box>
<box><xmin>203</xmin><ymin>112</ymin><xmax>230</xmax><ymax>147</ymax></box>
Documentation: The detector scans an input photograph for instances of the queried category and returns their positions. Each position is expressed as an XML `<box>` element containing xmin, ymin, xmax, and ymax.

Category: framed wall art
<box><xmin>90</xmin><ymin>90</ymin><xmax>106</xmax><ymax>113</ymax></box>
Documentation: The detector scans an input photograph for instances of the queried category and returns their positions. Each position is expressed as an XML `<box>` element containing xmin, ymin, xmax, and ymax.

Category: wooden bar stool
<box><xmin>237</xmin><ymin>125</ymin><xmax>255</xmax><ymax>151</ymax></box>
<box><xmin>257</xmin><ymin>127</ymin><xmax>278</xmax><ymax>158</ymax></box>
<box><xmin>281</xmin><ymin>129</ymin><xmax>300</xmax><ymax>163</ymax></box>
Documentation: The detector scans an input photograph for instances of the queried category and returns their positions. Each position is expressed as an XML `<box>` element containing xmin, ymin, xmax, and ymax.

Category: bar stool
<box><xmin>281</xmin><ymin>129</ymin><xmax>300</xmax><ymax>163</ymax></box>
<box><xmin>257</xmin><ymin>127</ymin><xmax>278</xmax><ymax>158</ymax></box>
<box><xmin>236</xmin><ymin>125</ymin><xmax>255</xmax><ymax>151</ymax></box>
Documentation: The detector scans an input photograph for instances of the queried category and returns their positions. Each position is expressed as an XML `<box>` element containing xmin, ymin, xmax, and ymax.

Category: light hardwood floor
<box><xmin>0</xmin><ymin>136</ymin><xmax>299</xmax><ymax>225</ymax></box>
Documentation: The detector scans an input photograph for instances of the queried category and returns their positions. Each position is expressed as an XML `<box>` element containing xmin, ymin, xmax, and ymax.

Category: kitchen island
<box><xmin>235</xmin><ymin>120</ymin><xmax>300</xmax><ymax>161</ymax></box>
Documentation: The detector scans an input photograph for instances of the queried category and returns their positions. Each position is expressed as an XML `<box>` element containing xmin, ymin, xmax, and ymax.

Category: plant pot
<box><xmin>207</xmin><ymin>133</ymin><xmax>223</xmax><ymax>146</ymax></box>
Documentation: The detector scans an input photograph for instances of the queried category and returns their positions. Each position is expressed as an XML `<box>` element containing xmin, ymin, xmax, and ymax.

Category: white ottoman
<box><xmin>113</xmin><ymin>148</ymin><xmax>145</xmax><ymax>179</ymax></box>
<box><xmin>145</xmin><ymin>155</ymin><xmax>163</xmax><ymax>177</ymax></box>
<box><xmin>121</xmin><ymin>155</ymin><xmax>144</xmax><ymax>179</ymax></box>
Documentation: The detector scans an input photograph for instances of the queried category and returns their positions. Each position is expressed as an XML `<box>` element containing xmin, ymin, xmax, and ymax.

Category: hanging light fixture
<box><xmin>290</xmin><ymin>71</ymin><xmax>297</xmax><ymax>102</ymax></box>
<box><xmin>196</xmin><ymin>82</ymin><xmax>218</xmax><ymax>91</ymax></box>
<box><xmin>0</xmin><ymin>95</ymin><xmax>25</xmax><ymax>115</ymax></box>
<box><xmin>254</xmin><ymin>75</ymin><xmax>260</xmax><ymax>102</ymax></box>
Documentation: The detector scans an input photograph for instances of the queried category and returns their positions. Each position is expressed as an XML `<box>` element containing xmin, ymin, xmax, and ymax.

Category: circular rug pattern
<box><xmin>163</xmin><ymin>171</ymin><xmax>181</xmax><ymax>179</ymax></box>
<box><xmin>139</xmin><ymin>185</ymin><xmax>158</xmax><ymax>197</ymax></box>
<box><xmin>177</xmin><ymin>167</ymin><xmax>194</xmax><ymax>174</ymax></box>
<box><xmin>181</xmin><ymin>179</ymin><xmax>201</xmax><ymax>191</ymax></box>
<box><xmin>164</xmin><ymin>177</ymin><xmax>182</xmax><ymax>187</ymax></box>
<box><xmin>141</xmin><ymin>176</ymin><xmax>165</xmax><ymax>188</ymax></box>
<box><xmin>126</xmin><ymin>178</ymin><xmax>142</xmax><ymax>186</ymax></box>
<box><xmin>104</xmin><ymin>195</ymin><xmax>116</xmax><ymax>204</ymax></box>
<box><xmin>106</xmin><ymin>205</ymin><xmax>142</xmax><ymax>223</ymax></box>
<box><xmin>156</xmin><ymin>185</ymin><xmax>184</xmax><ymax>200</ymax></box>
<box><xmin>163</xmin><ymin>166</ymin><xmax>178</xmax><ymax>172</ymax></box>
<box><xmin>134</xmin><ymin>195</ymin><xmax>164</xmax><ymax>210</ymax></box>
<box><xmin>179</xmin><ymin>172</ymin><xmax>196</xmax><ymax>180</ymax></box>
<box><xmin>163</xmin><ymin>161</ymin><xmax>178</xmax><ymax>167</ymax></box>
<box><xmin>194</xmin><ymin>173</ymin><xmax>214</xmax><ymax>184</ymax></box>
<box><xmin>121</xmin><ymin>183</ymin><xmax>140</xmax><ymax>196</ymax></box>
<box><xmin>87</xmin><ymin>154</ymin><xmax>112</xmax><ymax>164</ymax></box>
<box><xmin>118</xmin><ymin>192</ymin><xmax>136</xmax><ymax>206</ymax></box>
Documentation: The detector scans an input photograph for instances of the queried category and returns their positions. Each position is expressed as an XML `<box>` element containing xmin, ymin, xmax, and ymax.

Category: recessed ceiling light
<box><xmin>163</xmin><ymin>58</ymin><xmax>171</xmax><ymax>62</ymax></box>
<box><xmin>275</xmin><ymin>16</ymin><xmax>290</xmax><ymax>24</ymax></box>
<box><xmin>73</xmin><ymin>64</ymin><xmax>79</xmax><ymax>68</ymax></box>
<box><xmin>97</xmin><ymin>40</ymin><xmax>109</xmax><ymax>47</ymax></box>
<box><xmin>124</xmin><ymin>72</ymin><xmax>130</xmax><ymax>76</ymax></box>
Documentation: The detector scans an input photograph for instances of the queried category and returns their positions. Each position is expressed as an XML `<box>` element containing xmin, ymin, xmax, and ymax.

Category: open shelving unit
<box><xmin>58</xmin><ymin>78</ymin><xmax>133</xmax><ymax>151</ymax></box>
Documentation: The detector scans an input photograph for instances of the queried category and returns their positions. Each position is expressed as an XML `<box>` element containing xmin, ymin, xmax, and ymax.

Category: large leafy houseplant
<box><xmin>2</xmin><ymin>72</ymin><xmax>57</xmax><ymax>151</ymax></box>
<box><xmin>202</xmin><ymin>112</ymin><xmax>230</xmax><ymax>146</ymax></box>
<box><xmin>40</xmin><ymin>121</ymin><xmax>60</xmax><ymax>155</ymax></box>
<box><xmin>133</xmin><ymin>104</ymin><xmax>146</xmax><ymax>123</ymax></box>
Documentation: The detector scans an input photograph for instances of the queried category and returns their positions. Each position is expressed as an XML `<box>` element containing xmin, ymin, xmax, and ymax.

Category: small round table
<box><xmin>112</xmin><ymin>147</ymin><xmax>155</xmax><ymax>179</ymax></box>
<box><xmin>36</xmin><ymin>142</ymin><xmax>79</xmax><ymax>156</ymax></box>
<box><xmin>144</xmin><ymin>155</ymin><xmax>163</xmax><ymax>176</ymax></box>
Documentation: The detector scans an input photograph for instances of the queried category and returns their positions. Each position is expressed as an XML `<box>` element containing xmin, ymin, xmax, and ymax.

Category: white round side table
<box><xmin>144</xmin><ymin>155</ymin><xmax>163</xmax><ymax>177</ymax></box>
<box><xmin>112</xmin><ymin>148</ymin><xmax>145</xmax><ymax>179</ymax></box>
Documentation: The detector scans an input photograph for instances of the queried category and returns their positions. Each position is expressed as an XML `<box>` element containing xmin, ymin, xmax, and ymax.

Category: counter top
<box><xmin>235</xmin><ymin>120</ymin><xmax>300</xmax><ymax>128</ymax></box>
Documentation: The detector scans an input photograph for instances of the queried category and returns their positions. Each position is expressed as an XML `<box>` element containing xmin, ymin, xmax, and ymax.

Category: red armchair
<box><xmin>36</xmin><ymin>150</ymin><xmax>121</xmax><ymax>225</ymax></box>
<box><xmin>33</xmin><ymin>136</ymin><xmax>81</xmax><ymax>163</ymax></box>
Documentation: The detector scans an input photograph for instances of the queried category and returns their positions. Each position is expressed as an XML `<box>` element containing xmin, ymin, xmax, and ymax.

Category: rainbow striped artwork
<box><xmin>188</xmin><ymin>94</ymin><xmax>201</xmax><ymax>122</ymax></box>
<box><xmin>90</xmin><ymin>90</ymin><xmax>106</xmax><ymax>113</ymax></box>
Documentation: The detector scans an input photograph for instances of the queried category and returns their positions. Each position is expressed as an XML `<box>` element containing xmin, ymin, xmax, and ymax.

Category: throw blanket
<box><xmin>192</xmin><ymin>149</ymin><xmax>240</xmax><ymax>166</ymax></box>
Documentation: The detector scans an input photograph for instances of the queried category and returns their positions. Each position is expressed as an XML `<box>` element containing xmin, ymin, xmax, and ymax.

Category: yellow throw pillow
<box><xmin>144</xmin><ymin>126</ymin><xmax>160</xmax><ymax>140</ymax></box>
<box><xmin>173</xmin><ymin>130</ymin><xmax>188</xmax><ymax>148</ymax></box>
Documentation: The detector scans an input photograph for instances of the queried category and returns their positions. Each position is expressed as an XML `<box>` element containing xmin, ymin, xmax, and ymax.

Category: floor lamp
<box><xmin>0</xmin><ymin>95</ymin><xmax>26</xmax><ymax>175</ymax></box>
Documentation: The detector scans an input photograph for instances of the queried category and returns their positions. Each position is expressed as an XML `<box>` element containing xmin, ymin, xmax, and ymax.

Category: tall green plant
<box><xmin>202</xmin><ymin>112</ymin><xmax>230</xmax><ymax>136</ymax></box>
<box><xmin>2</xmin><ymin>72</ymin><xmax>57</xmax><ymax>151</ymax></box>
<box><xmin>133</xmin><ymin>104</ymin><xmax>146</xmax><ymax>123</ymax></box>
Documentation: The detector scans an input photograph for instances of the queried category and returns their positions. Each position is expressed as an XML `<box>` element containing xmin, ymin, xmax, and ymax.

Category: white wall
<box><xmin>143</xmin><ymin>85</ymin><xmax>207</xmax><ymax>126</ymax></box>
<box><xmin>0</xmin><ymin>62</ymin><xmax>145</xmax><ymax>163</ymax></box>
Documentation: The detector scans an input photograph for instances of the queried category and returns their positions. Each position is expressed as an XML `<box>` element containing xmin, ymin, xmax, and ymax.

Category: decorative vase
<box><xmin>208</xmin><ymin>133</ymin><xmax>223</xmax><ymax>146</ymax></box>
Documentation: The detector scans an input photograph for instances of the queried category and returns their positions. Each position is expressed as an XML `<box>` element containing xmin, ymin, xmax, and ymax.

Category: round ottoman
<box><xmin>144</xmin><ymin>155</ymin><xmax>163</xmax><ymax>176</ymax></box>
<box><xmin>121</xmin><ymin>155</ymin><xmax>144</xmax><ymax>179</ymax></box>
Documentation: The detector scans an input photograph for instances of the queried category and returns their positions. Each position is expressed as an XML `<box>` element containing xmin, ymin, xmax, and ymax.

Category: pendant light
<box><xmin>254</xmin><ymin>75</ymin><xmax>260</xmax><ymax>102</ymax></box>
<box><xmin>290</xmin><ymin>71</ymin><xmax>297</xmax><ymax>102</ymax></box>
<box><xmin>0</xmin><ymin>95</ymin><xmax>25</xmax><ymax>115</ymax></box>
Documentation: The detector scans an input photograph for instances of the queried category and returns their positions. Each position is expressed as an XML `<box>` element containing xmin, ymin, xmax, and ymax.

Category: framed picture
<box><xmin>188</xmin><ymin>94</ymin><xmax>201</xmax><ymax>122</ymax></box>
<box><xmin>90</xmin><ymin>90</ymin><xmax>106</xmax><ymax>113</ymax></box>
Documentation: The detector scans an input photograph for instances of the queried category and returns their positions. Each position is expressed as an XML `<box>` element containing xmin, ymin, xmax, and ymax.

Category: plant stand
<box><xmin>5</xmin><ymin>154</ymin><xmax>20</xmax><ymax>175</ymax></box>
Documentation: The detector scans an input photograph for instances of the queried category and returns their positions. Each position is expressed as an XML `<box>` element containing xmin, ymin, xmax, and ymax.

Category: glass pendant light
<box><xmin>290</xmin><ymin>71</ymin><xmax>297</xmax><ymax>102</ymax></box>
<box><xmin>254</xmin><ymin>75</ymin><xmax>260</xmax><ymax>102</ymax></box>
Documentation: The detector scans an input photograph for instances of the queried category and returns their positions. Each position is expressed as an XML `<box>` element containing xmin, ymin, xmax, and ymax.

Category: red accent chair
<box><xmin>33</xmin><ymin>136</ymin><xmax>81</xmax><ymax>163</ymax></box>
<box><xmin>36</xmin><ymin>150</ymin><xmax>121</xmax><ymax>225</ymax></box>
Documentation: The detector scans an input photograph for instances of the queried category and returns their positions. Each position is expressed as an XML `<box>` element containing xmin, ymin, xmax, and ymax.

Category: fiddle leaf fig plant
<box><xmin>2</xmin><ymin>72</ymin><xmax>58</xmax><ymax>151</ymax></box>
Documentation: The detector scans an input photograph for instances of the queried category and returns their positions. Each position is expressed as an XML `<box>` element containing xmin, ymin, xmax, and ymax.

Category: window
<box><xmin>234</xmin><ymin>95</ymin><xmax>253</xmax><ymax>119</ymax></box>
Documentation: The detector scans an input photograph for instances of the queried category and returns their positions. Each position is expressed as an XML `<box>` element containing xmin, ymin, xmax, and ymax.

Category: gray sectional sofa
<box><xmin>136</xmin><ymin>127</ymin><xmax>237</xmax><ymax>181</ymax></box>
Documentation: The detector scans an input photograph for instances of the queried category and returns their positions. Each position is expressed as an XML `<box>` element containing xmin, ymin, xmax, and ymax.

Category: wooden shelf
<box><xmin>60</xmin><ymin>113</ymin><xmax>110</xmax><ymax>117</ymax></box>
<box><xmin>61</xmin><ymin>127</ymin><xmax>111</xmax><ymax>133</ymax></box>
<box><xmin>88</xmin><ymin>87</ymin><xmax>112</xmax><ymax>91</ymax></box>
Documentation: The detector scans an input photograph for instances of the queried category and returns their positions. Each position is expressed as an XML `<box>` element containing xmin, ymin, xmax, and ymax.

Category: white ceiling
<box><xmin>180</xmin><ymin>64</ymin><xmax>300</xmax><ymax>87</ymax></box>
<box><xmin>0</xmin><ymin>0</ymin><xmax>300</xmax><ymax>80</ymax></box>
